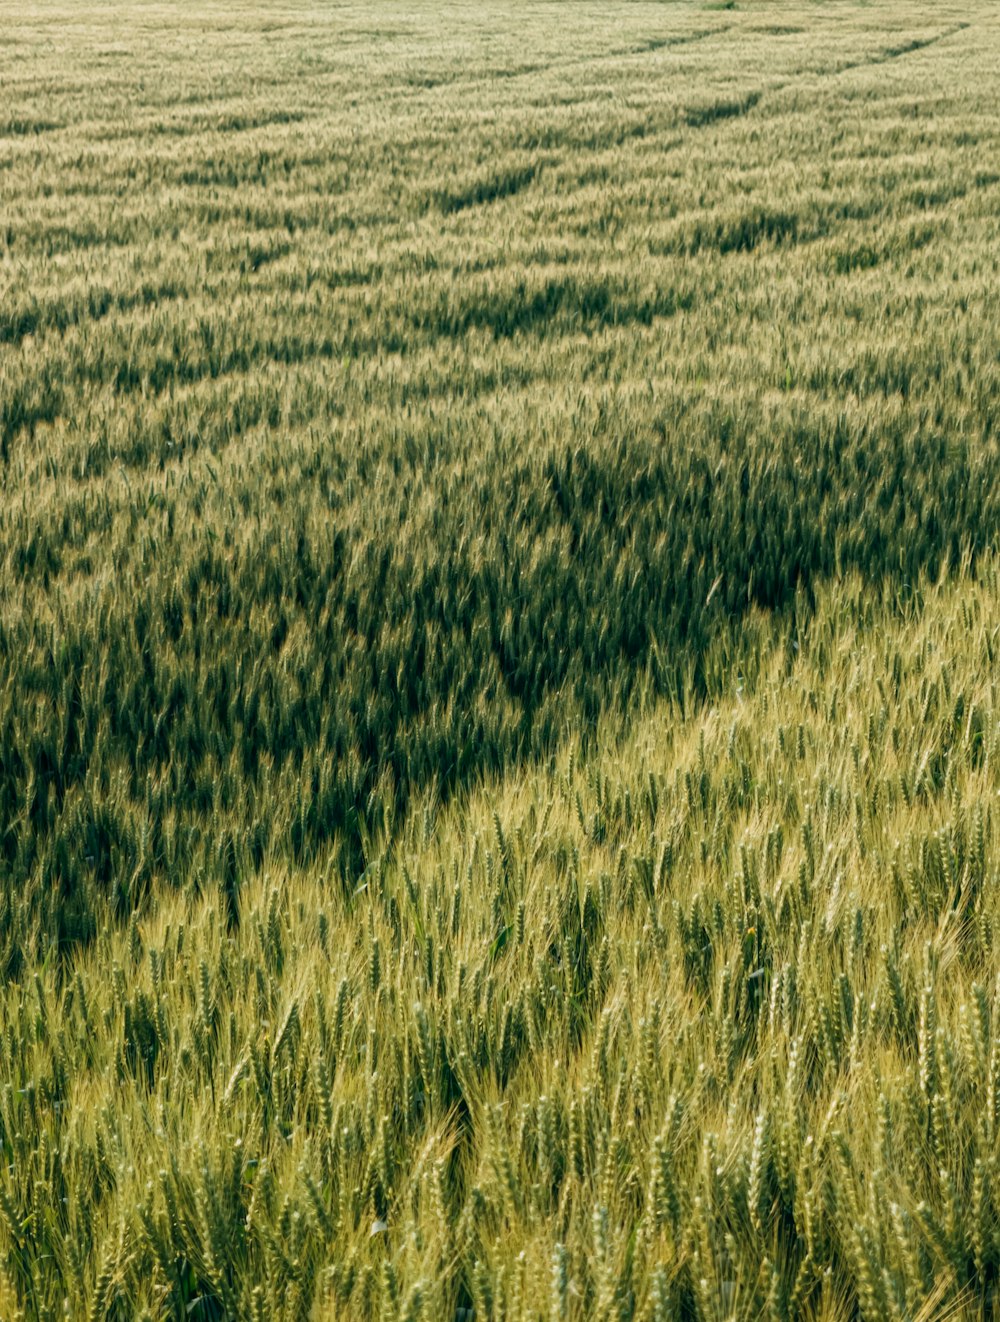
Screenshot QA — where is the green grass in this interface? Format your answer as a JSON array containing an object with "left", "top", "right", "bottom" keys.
[{"left": 2, "top": 0, "right": 1000, "bottom": 1317}]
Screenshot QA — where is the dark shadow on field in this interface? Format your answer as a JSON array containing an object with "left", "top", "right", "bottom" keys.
[
  {"left": 430, "top": 164, "right": 540, "bottom": 214},
  {"left": 2, "top": 397, "right": 999, "bottom": 972},
  {"left": 682, "top": 90, "right": 761, "bottom": 127},
  {"left": 416, "top": 276, "right": 694, "bottom": 339}
]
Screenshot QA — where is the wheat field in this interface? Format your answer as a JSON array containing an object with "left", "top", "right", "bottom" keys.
[{"left": 3, "top": 1, "right": 1000, "bottom": 1318}]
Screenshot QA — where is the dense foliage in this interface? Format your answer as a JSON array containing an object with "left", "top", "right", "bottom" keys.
[{"left": 2, "top": 0, "right": 1000, "bottom": 1317}]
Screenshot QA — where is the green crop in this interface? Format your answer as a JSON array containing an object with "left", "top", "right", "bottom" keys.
[{"left": 2, "top": 0, "right": 1000, "bottom": 1316}]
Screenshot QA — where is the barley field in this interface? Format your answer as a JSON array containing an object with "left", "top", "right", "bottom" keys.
[{"left": 3, "top": 0, "right": 1000, "bottom": 1317}]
